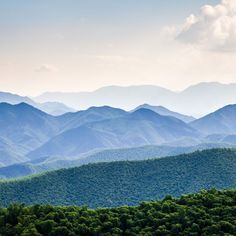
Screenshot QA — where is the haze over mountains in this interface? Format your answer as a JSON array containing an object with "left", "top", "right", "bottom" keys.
[
  {"left": 1, "top": 82, "right": 236, "bottom": 180},
  {"left": 35, "top": 82, "right": 236, "bottom": 117},
  {"left": 3, "top": 82, "right": 236, "bottom": 117},
  {"left": 0, "top": 99, "right": 236, "bottom": 177}
]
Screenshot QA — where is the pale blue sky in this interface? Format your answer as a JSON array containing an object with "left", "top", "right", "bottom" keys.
[
  {"left": 1, "top": 0, "right": 235, "bottom": 95},
  {"left": 0, "top": 1, "right": 219, "bottom": 40}
]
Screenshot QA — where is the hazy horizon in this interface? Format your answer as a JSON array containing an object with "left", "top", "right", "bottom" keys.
[
  {"left": 0, "top": 81, "right": 234, "bottom": 97},
  {"left": 2, "top": 0, "right": 236, "bottom": 96}
]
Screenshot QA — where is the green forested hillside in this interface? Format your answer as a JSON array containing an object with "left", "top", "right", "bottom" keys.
[
  {"left": 1, "top": 189, "right": 236, "bottom": 236},
  {"left": 1, "top": 149, "right": 236, "bottom": 208},
  {"left": 2, "top": 143, "right": 234, "bottom": 179}
]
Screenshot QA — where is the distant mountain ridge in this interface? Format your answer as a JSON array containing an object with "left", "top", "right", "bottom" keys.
[
  {"left": 3, "top": 82, "right": 236, "bottom": 117},
  {"left": 0, "top": 92, "right": 33, "bottom": 104},
  {"left": 34, "top": 82, "right": 236, "bottom": 117},
  {"left": 35, "top": 102, "right": 75, "bottom": 116},
  {"left": 0, "top": 91, "right": 74, "bottom": 115},
  {"left": 133, "top": 104, "right": 195, "bottom": 122},
  {"left": 35, "top": 84, "right": 175, "bottom": 112}
]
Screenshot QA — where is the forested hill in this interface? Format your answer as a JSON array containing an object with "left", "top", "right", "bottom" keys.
[
  {"left": 1, "top": 189, "right": 236, "bottom": 235},
  {"left": 1, "top": 149, "right": 236, "bottom": 208}
]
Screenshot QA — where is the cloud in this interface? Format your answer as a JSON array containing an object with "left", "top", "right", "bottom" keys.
[
  {"left": 34, "top": 64, "right": 57, "bottom": 73},
  {"left": 176, "top": 0, "right": 236, "bottom": 52}
]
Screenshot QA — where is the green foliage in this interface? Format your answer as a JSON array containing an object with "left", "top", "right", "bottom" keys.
[
  {"left": 1, "top": 149, "right": 236, "bottom": 207},
  {"left": 0, "top": 189, "right": 236, "bottom": 235}
]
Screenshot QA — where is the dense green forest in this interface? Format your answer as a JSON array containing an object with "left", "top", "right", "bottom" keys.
[
  {"left": 1, "top": 149, "right": 236, "bottom": 207},
  {"left": 1, "top": 189, "right": 236, "bottom": 235}
]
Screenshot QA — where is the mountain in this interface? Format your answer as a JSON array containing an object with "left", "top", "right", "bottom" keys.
[
  {"left": 0, "top": 91, "right": 75, "bottom": 115},
  {"left": 204, "top": 134, "right": 236, "bottom": 145},
  {"left": 34, "top": 82, "right": 236, "bottom": 117},
  {"left": 190, "top": 104, "right": 236, "bottom": 135},
  {"left": 34, "top": 85, "right": 176, "bottom": 111},
  {"left": 58, "top": 105, "right": 127, "bottom": 131},
  {"left": 0, "top": 103, "right": 60, "bottom": 153},
  {"left": 178, "top": 82, "right": 236, "bottom": 116},
  {"left": 36, "top": 102, "right": 75, "bottom": 116},
  {"left": 1, "top": 143, "right": 234, "bottom": 179},
  {"left": 0, "top": 92, "right": 33, "bottom": 104},
  {"left": 2, "top": 82, "right": 236, "bottom": 117},
  {"left": 0, "top": 137, "right": 29, "bottom": 167},
  {"left": 1, "top": 149, "right": 236, "bottom": 207},
  {"left": 0, "top": 103, "right": 128, "bottom": 148},
  {"left": 222, "top": 135, "right": 236, "bottom": 145},
  {"left": 133, "top": 104, "right": 195, "bottom": 122},
  {"left": 0, "top": 104, "right": 129, "bottom": 165},
  {"left": 27, "top": 109, "right": 199, "bottom": 159}
]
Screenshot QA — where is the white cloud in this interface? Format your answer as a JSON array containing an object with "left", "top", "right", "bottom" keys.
[
  {"left": 34, "top": 64, "right": 57, "bottom": 73},
  {"left": 176, "top": 0, "right": 236, "bottom": 52}
]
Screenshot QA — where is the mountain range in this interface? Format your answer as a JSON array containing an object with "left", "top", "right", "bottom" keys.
[
  {"left": 27, "top": 108, "right": 199, "bottom": 160},
  {"left": 34, "top": 82, "right": 236, "bottom": 117},
  {"left": 0, "top": 102, "right": 201, "bottom": 166},
  {"left": 1, "top": 100, "right": 236, "bottom": 172},
  {"left": 0, "top": 103, "right": 127, "bottom": 166},
  {"left": 3, "top": 82, "right": 236, "bottom": 117},
  {"left": 0, "top": 149, "right": 236, "bottom": 207}
]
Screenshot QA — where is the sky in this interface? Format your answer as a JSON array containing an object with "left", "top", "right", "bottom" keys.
[{"left": 1, "top": 0, "right": 236, "bottom": 96}]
